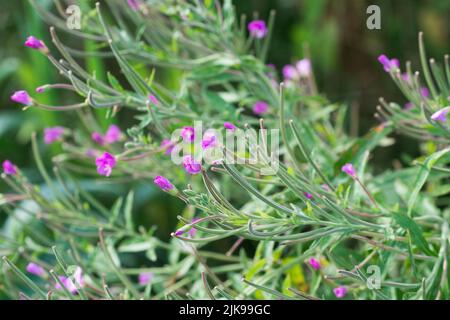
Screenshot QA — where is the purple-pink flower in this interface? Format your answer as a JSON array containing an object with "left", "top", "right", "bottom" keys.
[
  {"left": 95, "top": 152, "right": 116, "bottom": 177},
  {"left": 248, "top": 20, "right": 268, "bottom": 39},
  {"left": 341, "top": 163, "right": 356, "bottom": 177},
  {"left": 138, "top": 272, "right": 153, "bottom": 285},
  {"left": 24, "top": 36, "right": 45, "bottom": 50},
  {"left": 308, "top": 258, "right": 321, "bottom": 270},
  {"left": 202, "top": 131, "right": 217, "bottom": 149},
  {"left": 296, "top": 59, "right": 311, "bottom": 77},
  {"left": 183, "top": 155, "right": 201, "bottom": 175},
  {"left": 55, "top": 267, "right": 84, "bottom": 294},
  {"left": 378, "top": 54, "right": 399, "bottom": 72},
  {"left": 104, "top": 125, "right": 122, "bottom": 144},
  {"left": 282, "top": 65, "right": 299, "bottom": 80},
  {"left": 2, "top": 160, "right": 17, "bottom": 175},
  {"left": 91, "top": 125, "right": 122, "bottom": 145},
  {"left": 333, "top": 286, "right": 347, "bottom": 298},
  {"left": 224, "top": 122, "right": 236, "bottom": 131},
  {"left": 36, "top": 86, "right": 46, "bottom": 93},
  {"left": 283, "top": 59, "right": 311, "bottom": 80},
  {"left": 154, "top": 175, "right": 174, "bottom": 191},
  {"left": 401, "top": 73, "right": 411, "bottom": 83},
  {"left": 189, "top": 217, "right": 199, "bottom": 237},
  {"left": 174, "top": 229, "right": 184, "bottom": 236},
  {"left": 44, "top": 127, "right": 65, "bottom": 144},
  {"left": 11, "top": 90, "right": 32, "bottom": 106},
  {"left": 86, "top": 149, "right": 99, "bottom": 158},
  {"left": 404, "top": 102, "right": 414, "bottom": 110},
  {"left": 26, "top": 262, "right": 46, "bottom": 277},
  {"left": 181, "top": 126, "right": 195, "bottom": 142},
  {"left": 431, "top": 106, "right": 450, "bottom": 122},
  {"left": 127, "top": 0, "right": 140, "bottom": 10},
  {"left": 189, "top": 226, "right": 198, "bottom": 237},
  {"left": 420, "top": 87, "right": 430, "bottom": 98},
  {"left": 91, "top": 132, "right": 104, "bottom": 145},
  {"left": 253, "top": 101, "right": 269, "bottom": 115},
  {"left": 304, "top": 192, "right": 313, "bottom": 200},
  {"left": 160, "top": 139, "right": 175, "bottom": 155},
  {"left": 148, "top": 94, "right": 159, "bottom": 105},
  {"left": 174, "top": 218, "right": 199, "bottom": 237}
]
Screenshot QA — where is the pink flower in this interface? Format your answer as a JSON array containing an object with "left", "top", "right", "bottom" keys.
[
  {"left": 189, "top": 226, "right": 197, "bottom": 237},
  {"left": 26, "top": 262, "right": 46, "bottom": 277},
  {"left": 201, "top": 131, "right": 217, "bottom": 149},
  {"left": 103, "top": 125, "right": 122, "bottom": 144},
  {"left": 11, "top": 90, "right": 32, "bottom": 105},
  {"left": 248, "top": 20, "right": 268, "bottom": 39},
  {"left": 174, "top": 229, "right": 184, "bottom": 236},
  {"left": 333, "top": 286, "right": 347, "bottom": 298},
  {"left": 95, "top": 152, "right": 116, "bottom": 177},
  {"left": 282, "top": 65, "right": 299, "bottom": 80},
  {"left": 127, "top": 0, "right": 140, "bottom": 10},
  {"left": 304, "top": 192, "right": 313, "bottom": 200},
  {"left": 296, "top": 59, "right": 311, "bottom": 77},
  {"left": 2, "top": 160, "right": 17, "bottom": 175},
  {"left": 160, "top": 139, "right": 175, "bottom": 155},
  {"left": 308, "top": 258, "right": 321, "bottom": 270},
  {"left": 189, "top": 217, "right": 199, "bottom": 237},
  {"left": 138, "top": 272, "right": 153, "bottom": 285},
  {"left": 224, "top": 122, "right": 236, "bottom": 131},
  {"left": 44, "top": 127, "right": 65, "bottom": 144},
  {"left": 378, "top": 54, "right": 399, "bottom": 72},
  {"left": 86, "top": 149, "right": 99, "bottom": 158},
  {"left": 341, "top": 163, "right": 356, "bottom": 178},
  {"left": 431, "top": 106, "right": 450, "bottom": 122},
  {"left": 36, "top": 86, "right": 46, "bottom": 93},
  {"left": 55, "top": 267, "right": 84, "bottom": 294},
  {"left": 404, "top": 102, "right": 414, "bottom": 110},
  {"left": 174, "top": 218, "right": 199, "bottom": 237},
  {"left": 401, "top": 73, "right": 411, "bottom": 83},
  {"left": 91, "top": 132, "right": 104, "bottom": 145},
  {"left": 153, "top": 175, "right": 174, "bottom": 191},
  {"left": 183, "top": 155, "right": 201, "bottom": 175},
  {"left": 24, "top": 36, "right": 45, "bottom": 50},
  {"left": 421, "top": 87, "right": 430, "bottom": 98},
  {"left": 253, "top": 101, "right": 269, "bottom": 115},
  {"left": 91, "top": 125, "right": 122, "bottom": 145},
  {"left": 148, "top": 94, "right": 158, "bottom": 105},
  {"left": 181, "top": 126, "right": 195, "bottom": 142},
  {"left": 267, "top": 63, "right": 276, "bottom": 71}
]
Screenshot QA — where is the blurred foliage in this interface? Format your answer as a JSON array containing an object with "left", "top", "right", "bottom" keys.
[
  {"left": 236, "top": 0, "right": 449, "bottom": 167},
  {"left": 0, "top": 0, "right": 448, "bottom": 300},
  {"left": 2, "top": 0, "right": 448, "bottom": 177}
]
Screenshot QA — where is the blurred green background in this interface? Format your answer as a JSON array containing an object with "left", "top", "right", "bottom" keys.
[{"left": 0, "top": 0, "right": 449, "bottom": 236}]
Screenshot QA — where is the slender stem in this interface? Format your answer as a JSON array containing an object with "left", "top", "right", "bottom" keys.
[{"left": 354, "top": 177, "right": 381, "bottom": 211}]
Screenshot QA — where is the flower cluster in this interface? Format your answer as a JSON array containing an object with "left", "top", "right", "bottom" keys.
[
  {"left": 92, "top": 125, "right": 122, "bottom": 145},
  {"left": 282, "top": 59, "right": 311, "bottom": 81}
]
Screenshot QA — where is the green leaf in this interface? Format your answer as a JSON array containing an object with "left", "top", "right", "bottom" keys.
[
  {"left": 392, "top": 213, "right": 434, "bottom": 256},
  {"left": 118, "top": 240, "right": 154, "bottom": 252},
  {"left": 203, "top": 90, "right": 235, "bottom": 117},
  {"left": 107, "top": 72, "right": 125, "bottom": 92},
  {"left": 124, "top": 191, "right": 134, "bottom": 232},
  {"left": 407, "top": 148, "right": 450, "bottom": 216}
]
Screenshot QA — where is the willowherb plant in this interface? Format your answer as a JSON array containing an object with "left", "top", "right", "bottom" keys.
[{"left": 0, "top": 0, "right": 449, "bottom": 300}]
